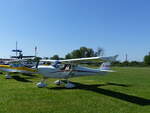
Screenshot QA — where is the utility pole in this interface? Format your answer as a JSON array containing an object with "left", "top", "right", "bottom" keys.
[
  {"left": 125, "top": 53, "right": 128, "bottom": 61},
  {"left": 35, "top": 46, "right": 37, "bottom": 57}
]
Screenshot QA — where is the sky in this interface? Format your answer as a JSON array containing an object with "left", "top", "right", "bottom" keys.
[{"left": 0, "top": 0, "right": 150, "bottom": 61}]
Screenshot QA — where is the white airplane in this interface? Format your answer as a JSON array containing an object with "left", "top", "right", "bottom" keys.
[{"left": 36, "top": 55, "right": 118, "bottom": 88}]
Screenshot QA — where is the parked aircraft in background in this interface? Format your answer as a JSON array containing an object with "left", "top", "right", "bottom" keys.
[{"left": 0, "top": 59, "right": 37, "bottom": 79}]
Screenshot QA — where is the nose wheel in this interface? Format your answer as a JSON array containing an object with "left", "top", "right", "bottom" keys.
[
  {"left": 37, "top": 82, "right": 47, "bottom": 88},
  {"left": 54, "top": 80, "right": 76, "bottom": 88},
  {"left": 5, "top": 73, "right": 12, "bottom": 79},
  {"left": 54, "top": 80, "right": 64, "bottom": 85},
  {"left": 37, "top": 78, "right": 47, "bottom": 88},
  {"left": 65, "top": 80, "right": 76, "bottom": 88}
]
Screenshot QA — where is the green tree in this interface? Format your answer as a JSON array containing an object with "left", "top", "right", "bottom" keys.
[
  {"left": 34, "top": 57, "right": 42, "bottom": 62},
  {"left": 79, "top": 47, "right": 94, "bottom": 57},
  {"left": 121, "top": 61, "right": 129, "bottom": 66},
  {"left": 65, "top": 53, "right": 72, "bottom": 59},
  {"left": 65, "top": 46, "right": 99, "bottom": 59},
  {"left": 71, "top": 50, "right": 82, "bottom": 58},
  {"left": 112, "top": 61, "right": 121, "bottom": 66},
  {"left": 50, "top": 55, "right": 60, "bottom": 60},
  {"left": 144, "top": 54, "right": 150, "bottom": 65},
  {"left": 95, "top": 47, "right": 104, "bottom": 56},
  {"left": 43, "top": 57, "right": 49, "bottom": 60}
]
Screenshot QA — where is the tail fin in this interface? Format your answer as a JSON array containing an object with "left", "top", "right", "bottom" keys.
[{"left": 100, "top": 62, "right": 115, "bottom": 72}]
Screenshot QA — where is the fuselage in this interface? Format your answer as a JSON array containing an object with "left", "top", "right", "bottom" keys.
[
  {"left": 0, "top": 65, "right": 37, "bottom": 74},
  {"left": 0, "top": 64, "right": 106, "bottom": 79},
  {"left": 37, "top": 65, "right": 106, "bottom": 79}
]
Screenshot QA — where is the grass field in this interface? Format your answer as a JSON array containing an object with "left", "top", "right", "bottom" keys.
[{"left": 0, "top": 67, "right": 150, "bottom": 113}]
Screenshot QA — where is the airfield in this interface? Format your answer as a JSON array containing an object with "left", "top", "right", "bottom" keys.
[{"left": 0, "top": 67, "right": 150, "bottom": 113}]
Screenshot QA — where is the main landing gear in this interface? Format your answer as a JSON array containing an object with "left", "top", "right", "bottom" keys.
[
  {"left": 65, "top": 80, "right": 76, "bottom": 88},
  {"left": 54, "top": 79, "right": 76, "bottom": 88},
  {"left": 37, "top": 79, "right": 76, "bottom": 88},
  {"left": 5, "top": 73, "right": 12, "bottom": 79},
  {"left": 54, "top": 80, "right": 65, "bottom": 85},
  {"left": 36, "top": 78, "right": 47, "bottom": 88}
]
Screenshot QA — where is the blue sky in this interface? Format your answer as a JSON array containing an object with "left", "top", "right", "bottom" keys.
[{"left": 0, "top": 0, "right": 150, "bottom": 61}]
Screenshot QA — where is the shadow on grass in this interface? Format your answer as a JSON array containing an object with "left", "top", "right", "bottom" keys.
[
  {"left": 12, "top": 76, "right": 32, "bottom": 83},
  {"left": 106, "top": 82, "right": 131, "bottom": 87},
  {"left": 22, "top": 73, "right": 37, "bottom": 77},
  {"left": 49, "top": 82, "right": 150, "bottom": 106}
]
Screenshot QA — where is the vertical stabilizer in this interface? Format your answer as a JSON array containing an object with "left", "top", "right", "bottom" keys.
[{"left": 100, "top": 62, "right": 114, "bottom": 72}]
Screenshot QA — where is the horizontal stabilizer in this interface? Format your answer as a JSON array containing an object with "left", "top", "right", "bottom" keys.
[{"left": 100, "top": 70, "right": 116, "bottom": 72}]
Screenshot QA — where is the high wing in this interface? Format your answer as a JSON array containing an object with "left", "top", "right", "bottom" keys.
[
  {"left": 0, "top": 58, "right": 37, "bottom": 74},
  {"left": 40, "top": 55, "right": 118, "bottom": 64},
  {"left": 6, "top": 58, "right": 34, "bottom": 64}
]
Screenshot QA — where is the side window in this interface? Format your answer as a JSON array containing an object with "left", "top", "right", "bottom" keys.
[{"left": 65, "top": 64, "right": 71, "bottom": 71}]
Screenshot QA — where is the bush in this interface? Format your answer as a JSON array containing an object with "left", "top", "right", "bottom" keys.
[{"left": 144, "top": 55, "right": 150, "bottom": 65}]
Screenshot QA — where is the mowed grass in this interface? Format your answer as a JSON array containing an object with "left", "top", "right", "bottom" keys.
[{"left": 0, "top": 67, "right": 150, "bottom": 113}]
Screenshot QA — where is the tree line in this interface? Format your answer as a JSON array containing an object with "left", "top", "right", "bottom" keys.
[
  {"left": 39, "top": 46, "right": 150, "bottom": 67},
  {"left": 50, "top": 47, "right": 104, "bottom": 60},
  {"left": 111, "top": 53, "right": 150, "bottom": 67}
]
